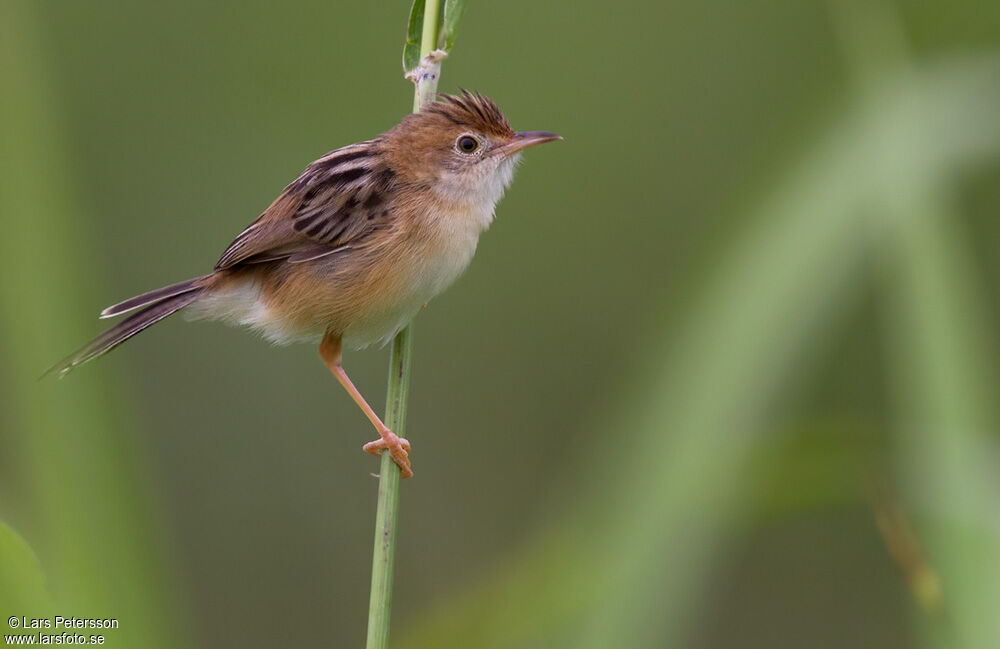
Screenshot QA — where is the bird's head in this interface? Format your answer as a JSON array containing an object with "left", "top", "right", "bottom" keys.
[{"left": 383, "top": 91, "right": 561, "bottom": 207}]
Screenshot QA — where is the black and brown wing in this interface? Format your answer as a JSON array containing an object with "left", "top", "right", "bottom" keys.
[
  {"left": 214, "top": 140, "right": 397, "bottom": 270},
  {"left": 50, "top": 140, "right": 400, "bottom": 376}
]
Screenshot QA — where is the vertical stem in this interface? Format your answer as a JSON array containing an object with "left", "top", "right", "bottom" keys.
[
  {"left": 418, "top": 0, "right": 442, "bottom": 61},
  {"left": 411, "top": 0, "right": 445, "bottom": 112},
  {"left": 364, "top": 329, "right": 413, "bottom": 649},
  {"left": 365, "top": 2, "right": 442, "bottom": 648}
]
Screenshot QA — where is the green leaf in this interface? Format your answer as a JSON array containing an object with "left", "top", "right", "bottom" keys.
[
  {"left": 438, "top": 0, "right": 468, "bottom": 52},
  {"left": 402, "top": 0, "right": 426, "bottom": 74},
  {"left": 0, "top": 521, "right": 53, "bottom": 615}
]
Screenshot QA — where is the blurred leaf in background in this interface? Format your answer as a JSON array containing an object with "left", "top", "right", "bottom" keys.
[
  {"left": 0, "top": 2, "right": 183, "bottom": 647},
  {"left": 403, "top": 4, "right": 1000, "bottom": 648},
  {"left": 0, "top": 522, "right": 53, "bottom": 615}
]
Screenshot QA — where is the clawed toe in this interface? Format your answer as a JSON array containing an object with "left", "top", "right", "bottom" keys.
[
  {"left": 363, "top": 435, "right": 410, "bottom": 454},
  {"left": 363, "top": 430, "right": 413, "bottom": 478}
]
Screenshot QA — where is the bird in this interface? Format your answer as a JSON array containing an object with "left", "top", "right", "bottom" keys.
[{"left": 50, "top": 90, "right": 561, "bottom": 478}]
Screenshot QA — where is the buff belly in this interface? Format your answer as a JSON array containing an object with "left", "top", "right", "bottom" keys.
[{"left": 186, "top": 228, "right": 480, "bottom": 349}]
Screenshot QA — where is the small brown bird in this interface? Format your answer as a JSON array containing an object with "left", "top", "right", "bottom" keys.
[{"left": 52, "top": 91, "right": 560, "bottom": 478}]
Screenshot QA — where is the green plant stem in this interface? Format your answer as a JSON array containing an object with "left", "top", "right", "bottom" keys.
[
  {"left": 364, "top": 2, "right": 442, "bottom": 648},
  {"left": 418, "top": 0, "right": 442, "bottom": 62},
  {"left": 365, "top": 328, "right": 413, "bottom": 649},
  {"left": 411, "top": 0, "right": 445, "bottom": 112}
]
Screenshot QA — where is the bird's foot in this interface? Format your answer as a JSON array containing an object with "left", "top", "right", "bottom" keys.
[{"left": 363, "top": 428, "right": 413, "bottom": 478}]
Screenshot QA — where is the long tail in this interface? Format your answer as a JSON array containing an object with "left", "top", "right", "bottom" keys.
[{"left": 47, "top": 276, "right": 209, "bottom": 377}]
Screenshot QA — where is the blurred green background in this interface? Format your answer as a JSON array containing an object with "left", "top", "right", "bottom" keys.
[{"left": 2, "top": 0, "right": 999, "bottom": 647}]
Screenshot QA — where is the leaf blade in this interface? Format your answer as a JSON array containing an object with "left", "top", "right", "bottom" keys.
[
  {"left": 439, "top": 0, "right": 468, "bottom": 52},
  {"left": 0, "top": 521, "right": 53, "bottom": 613},
  {"left": 402, "top": 0, "right": 427, "bottom": 74}
]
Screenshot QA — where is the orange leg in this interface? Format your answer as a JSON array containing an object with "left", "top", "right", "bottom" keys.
[{"left": 319, "top": 333, "right": 413, "bottom": 478}]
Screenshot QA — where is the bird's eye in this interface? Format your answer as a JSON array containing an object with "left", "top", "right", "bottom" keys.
[{"left": 456, "top": 135, "right": 480, "bottom": 154}]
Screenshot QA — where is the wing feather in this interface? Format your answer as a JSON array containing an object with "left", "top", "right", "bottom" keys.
[{"left": 214, "top": 140, "right": 396, "bottom": 270}]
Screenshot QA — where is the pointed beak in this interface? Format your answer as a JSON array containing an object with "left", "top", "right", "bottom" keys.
[{"left": 493, "top": 131, "right": 563, "bottom": 157}]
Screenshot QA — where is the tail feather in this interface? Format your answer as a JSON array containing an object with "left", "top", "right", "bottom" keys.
[
  {"left": 100, "top": 275, "right": 209, "bottom": 318},
  {"left": 48, "top": 287, "right": 203, "bottom": 378}
]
